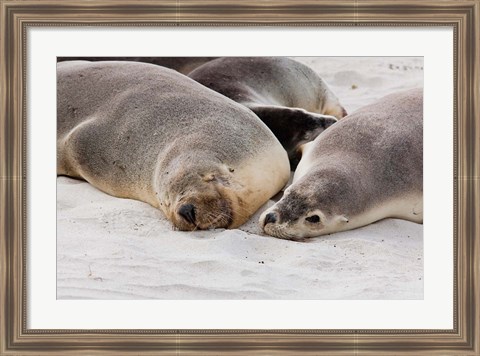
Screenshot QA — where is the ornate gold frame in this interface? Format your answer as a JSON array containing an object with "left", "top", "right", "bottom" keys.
[{"left": 1, "top": 0, "right": 479, "bottom": 354}]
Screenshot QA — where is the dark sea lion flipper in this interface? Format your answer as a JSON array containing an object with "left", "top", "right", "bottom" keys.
[{"left": 248, "top": 105, "right": 337, "bottom": 170}]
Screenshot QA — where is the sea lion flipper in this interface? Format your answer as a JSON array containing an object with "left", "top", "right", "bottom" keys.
[{"left": 248, "top": 104, "right": 337, "bottom": 170}]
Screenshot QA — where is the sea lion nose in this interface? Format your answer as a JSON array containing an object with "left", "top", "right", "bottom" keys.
[
  {"left": 178, "top": 204, "right": 196, "bottom": 225},
  {"left": 264, "top": 212, "right": 277, "bottom": 226}
]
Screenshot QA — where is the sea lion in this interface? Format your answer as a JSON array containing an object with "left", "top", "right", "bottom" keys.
[
  {"left": 57, "top": 61, "right": 290, "bottom": 231},
  {"left": 259, "top": 88, "right": 423, "bottom": 240},
  {"left": 188, "top": 57, "right": 348, "bottom": 169},
  {"left": 56, "top": 57, "right": 217, "bottom": 75}
]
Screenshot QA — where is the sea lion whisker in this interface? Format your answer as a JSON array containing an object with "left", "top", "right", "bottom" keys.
[{"left": 201, "top": 211, "right": 227, "bottom": 229}]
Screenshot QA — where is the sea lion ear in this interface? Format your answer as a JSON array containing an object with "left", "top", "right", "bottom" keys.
[
  {"left": 203, "top": 173, "right": 231, "bottom": 186},
  {"left": 340, "top": 215, "right": 349, "bottom": 223}
]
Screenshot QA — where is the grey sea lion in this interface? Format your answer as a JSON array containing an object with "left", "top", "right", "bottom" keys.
[
  {"left": 259, "top": 88, "right": 423, "bottom": 239},
  {"left": 188, "top": 57, "right": 347, "bottom": 169},
  {"left": 56, "top": 57, "right": 217, "bottom": 75},
  {"left": 57, "top": 61, "right": 290, "bottom": 230}
]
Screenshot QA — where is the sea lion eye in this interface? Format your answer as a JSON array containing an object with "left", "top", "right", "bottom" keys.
[
  {"left": 203, "top": 174, "right": 215, "bottom": 182},
  {"left": 305, "top": 215, "right": 320, "bottom": 223}
]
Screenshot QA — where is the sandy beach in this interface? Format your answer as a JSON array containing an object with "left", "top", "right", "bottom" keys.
[{"left": 57, "top": 56, "right": 424, "bottom": 300}]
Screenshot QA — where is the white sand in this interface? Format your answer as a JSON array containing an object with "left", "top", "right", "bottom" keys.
[{"left": 57, "top": 57, "right": 424, "bottom": 300}]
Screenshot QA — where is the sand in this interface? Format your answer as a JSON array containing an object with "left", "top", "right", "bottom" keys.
[{"left": 57, "top": 57, "right": 424, "bottom": 300}]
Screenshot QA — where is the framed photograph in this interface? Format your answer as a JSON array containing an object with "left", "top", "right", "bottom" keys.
[{"left": 1, "top": 0, "right": 479, "bottom": 354}]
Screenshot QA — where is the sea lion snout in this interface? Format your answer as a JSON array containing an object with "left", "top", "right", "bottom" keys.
[
  {"left": 178, "top": 204, "right": 196, "bottom": 225},
  {"left": 259, "top": 208, "right": 309, "bottom": 241},
  {"left": 263, "top": 212, "right": 278, "bottom": 226},
  {"left": 172, "top": 193, "right": 235, "bottom": 231}
]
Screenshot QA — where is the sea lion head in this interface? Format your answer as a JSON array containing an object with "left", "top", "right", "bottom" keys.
[
  {"left": 322, "top": 93, "right": 348, "bottom": 120},
  {"left": 157, "top": 158, "right": 245, "bottom": 231},
  {"left": 259, "top": 173, "right": 351, "bottom": 240}
]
